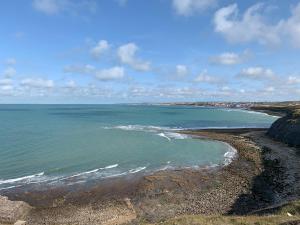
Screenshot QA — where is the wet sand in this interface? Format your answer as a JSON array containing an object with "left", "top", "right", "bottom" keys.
[{"left": 1, "top": 128, "right": 299, "bottom": 224}]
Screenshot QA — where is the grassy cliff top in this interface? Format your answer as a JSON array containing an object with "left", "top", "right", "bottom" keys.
[{"left": 144, "top": 201, "right": 300, "bottom": 225}]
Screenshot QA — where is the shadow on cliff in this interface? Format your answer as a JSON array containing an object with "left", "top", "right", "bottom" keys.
[{"left": 227, "top": 146, "right": 287, "bottom": 215}]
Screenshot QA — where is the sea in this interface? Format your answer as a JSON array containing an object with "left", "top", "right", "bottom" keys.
[{"left": 0, "top": 104, "right": 278, "bottom": 191}]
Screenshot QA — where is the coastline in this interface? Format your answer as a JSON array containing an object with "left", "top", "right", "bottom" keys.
[
  {"left": 3, "top": 126, "right": 300, "bottom": 224},
  {"left": 1, "top": 106, "right": 299, "bottom": 224}
]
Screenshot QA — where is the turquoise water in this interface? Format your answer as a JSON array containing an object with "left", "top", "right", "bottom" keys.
[{"left": 0, "top": 104, "right": 277, "bottom": 190}]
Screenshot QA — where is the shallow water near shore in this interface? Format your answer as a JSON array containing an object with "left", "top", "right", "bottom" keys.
[{"left": 0, "top": 104, "right": 277, "bottom": 191}]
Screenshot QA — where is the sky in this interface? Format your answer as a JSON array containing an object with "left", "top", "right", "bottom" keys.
[{"left": 1, "top": 0, "right": 300, "bottom": 103}]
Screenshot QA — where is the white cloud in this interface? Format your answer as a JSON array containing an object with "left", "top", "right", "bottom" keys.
[
  {"left": 95, "top": 67, "right": 125, "bottom": 81},
  {"left": 214, "top": 3, "right": 280, "bottom": 45},
  {"left": 4, "top": 58, "right": 16, "bottom": 66},
  {"left": 90, "top": 40, "right": 110, "bottom": 59},
  {"left": 32, "top": 0, "right": 97, "bottom": 15},
  {"left": 210, "top": 51, "right": 249, "bottom": 65},
  {"left": 21, "top": 78, "right": 54, "bottom": 88},
  {"left": 214, "top": 3, "right": 300, "bottom": 47},
  {"left": 0, "top": 85, "right": 13, "bottom": 92},
  {"left": 221, "top": 86, "right": 231, "bottom": 91},
  {"left": 238, "top": 67, "right": 276, "bottom": 80},
  {"left": 64, "top": 64, "right": 125, "bottom": 81},
  {"left": 32, "top": 0, "right": 60, "bottom": 14},
  {"left": 172, "top": 0, "right": 217, "bottom": 16},
  {"left": 195, "top": 70, "right": 221, "bottom": 83},
  {"left": 280, "top": 3, "right": 300, "bottom": 48},
  {"left": 287, "top": 76, "right": 300, "bottom": 84},
  {"left": 3, "top": 67, "right": 16, "bottom": 78},
  {"left": 65, "top": 80, "right": 77, "bottom": 89},
  {"left": 64, "top": 64, "right": 95, "bottom": 74},
  {"left": 0, "top": 79, "right": 13, "bottom": 86},
  {"left": 176, "top": 65, "right": 188, "bottom": 77},
  {"left": 264, "top": 86, "right": 275, "bottom": 92},
  {"left": 116, "top": 0, "right": 127, "bottom": 6},
  {"left": 117, "top": 43, "right": 150, "bottom": 71}
]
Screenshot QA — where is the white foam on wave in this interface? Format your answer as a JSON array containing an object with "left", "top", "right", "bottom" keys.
[
  {"left": 129, "top": 166, "right": 147, "bottom": 174},
  {"left": 104, "top": 164, "right": 118, "bottom": 169},
  {"left": 157, "top": 133, "right": 171, "bottom": 141},
  {"left": 108, "top": 125, "right": 175, "bottom": 132},
  {"left": 0, "top": 172, "right": 44, "bottom": 185},
  {"left": 105, "top": 124, "right": 189, "bottom": 142},
  {"left": 222, "top": 143, "right": 238, "bottom": 166},
  {"left": 60, "top": 164, "right": 119, "bottom": 180},
  {"left": 221, "top": 108, "right": 280, "bottom": 118},
  {"left": 0, "top": 184, "right": 23, "bottom": 191},
  {"left": 157, "top": 132, "right": 189, "bottom": 141}
]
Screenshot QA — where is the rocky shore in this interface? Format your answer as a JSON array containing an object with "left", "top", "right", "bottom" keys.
[
  {"left": 1, "top": 104, "right": 300, "bottom": 224},
  {"left": 1, "top": 126, "right": 299, "bottom": 224}
]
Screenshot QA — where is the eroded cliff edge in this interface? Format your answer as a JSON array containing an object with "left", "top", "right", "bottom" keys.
[{"left": 267, "top": 107, "right": 300, "bottom": 148}]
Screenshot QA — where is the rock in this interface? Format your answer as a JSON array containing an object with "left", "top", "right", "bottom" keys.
[
  {"left": 14, "top": 220, "right": 27, "bottom": 225},
  {"left": 124, "top": 198, "right": 135, "bottom": 211},
  {"left": 0, "top": 196, "right": 31, "bottom": 224}
]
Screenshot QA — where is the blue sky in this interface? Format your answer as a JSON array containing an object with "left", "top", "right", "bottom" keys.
[{"left": 1, "top": 0, "right": 300, "bottom": 103}]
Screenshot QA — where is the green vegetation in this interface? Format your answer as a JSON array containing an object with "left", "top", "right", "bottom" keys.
[{"left": 143, "top": 201, "right": 300, "bottom": 225}]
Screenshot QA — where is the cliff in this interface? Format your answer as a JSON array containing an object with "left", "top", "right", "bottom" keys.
[{"left": 267, "top": 108, "right": 300, "bottom": 148}]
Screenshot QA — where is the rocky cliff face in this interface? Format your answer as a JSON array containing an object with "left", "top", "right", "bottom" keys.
[
  {"left": 267, "top": 110, "right": 300, "bottom": 148},
  {"left": 0, "top": 195, "right": 31, "bottom": 224}
]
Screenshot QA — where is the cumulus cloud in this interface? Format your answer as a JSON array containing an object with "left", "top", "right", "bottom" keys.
[
  {"left": 238, "top": 67, "right": 276, "bottom": 80},
  {"left": 175, "top": 65, "right": 188, "bottom": 77},
  {"left": 64, "top": 64, "right": 95, "bottom": 74},
  {"left": 117, "top": 43, "right": 150, "bottom": 71},
  {"left": 32, "top": 0, "right": 97, "bottom": 15},
  {"left": 280, "top": 3, "right": 300, "bottom": 48},
  {"left": 90, "top": 40, "right": 110, "bottom": 59},
  {"left": 65, "top": 80, "right": 77, "bottom": 89},
  {"left": 195, "top": 70, "right": 221, "bottom": 83},
  {"left": 64, "top": 64, "right": 125, "bottom": 81},
  {"left": 95, "top": 67, "right": 125, "bottom": 81},
  {"left": 21, "top": 78, "right": 54, "bottom": 88},
  {"left": 264, "top": 86, "right": 275, "bottom": 92},
  {"left": 213, "top": 2, "right": 300, "bottom": 47},
  {"left": 32, "top": 0, "right": 60, "bottom": 14},
  {"left": 210, "top": 51, "right": 250, "bottom": 65},
  {"left": 4, "top": 58, "right": 16, "bottom": 66},
  {"left": 172, "top": 0, "right": 217, "bottom": 16},
  {"left": 287, "top": 76, "right": 300, "bottom": 84},
  {"left": 3, "top": 67, "right": 16, "bottom": 78},
  {"left": 0, "top": 85, "right": 13, "bottom": 91},
  {"left": 0, "top": 79, "right": 13, "bottom": 86}
]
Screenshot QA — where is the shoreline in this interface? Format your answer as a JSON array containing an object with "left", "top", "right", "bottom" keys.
[
  {"left": 1, "top": 102, "right": 299, "bottom": 224},
  {"left": 4, "top": 127, "right": 299, "bottom": 224}
]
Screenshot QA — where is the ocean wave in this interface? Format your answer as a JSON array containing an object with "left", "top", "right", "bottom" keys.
[
  {"left": 60, "top": 164, "right": 119, "bottom": 180},
  {"left": 129, "top": 166, "right": 147, "bottom": 174},
  {"left": 104, "top": 125, "right": 189, "bottom": 142},
  {"left": 157, "top": 133, "right": 171, "bottom": 141},
  {"left": 106, "top": 125, "right": 176, "bottom": 132},
  {"left": 0, "top": 172, "right": 44, "bottom": 185},
  {"left": 220, "top": 108, "right": 280, "bottom": 118},
  {"left": 104, "top": 164, "right": 118, "bottom": 169},
  {"left": 222, "top": 143, "right": 237, "bottom": 166},
  {"left": 157, "top": 132, "right": 189, "bottom": 141}
]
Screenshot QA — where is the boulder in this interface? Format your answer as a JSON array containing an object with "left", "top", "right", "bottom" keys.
[{"left": 0, "top": 196, "right": 31, "bottom": 224}]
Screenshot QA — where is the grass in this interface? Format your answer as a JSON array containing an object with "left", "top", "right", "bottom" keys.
[
  {"left": 143, "top": 201, "right": 300, "bottom": 225},
  {"left": 146, "top": 215, "right": 299, "bottom": 225}
]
